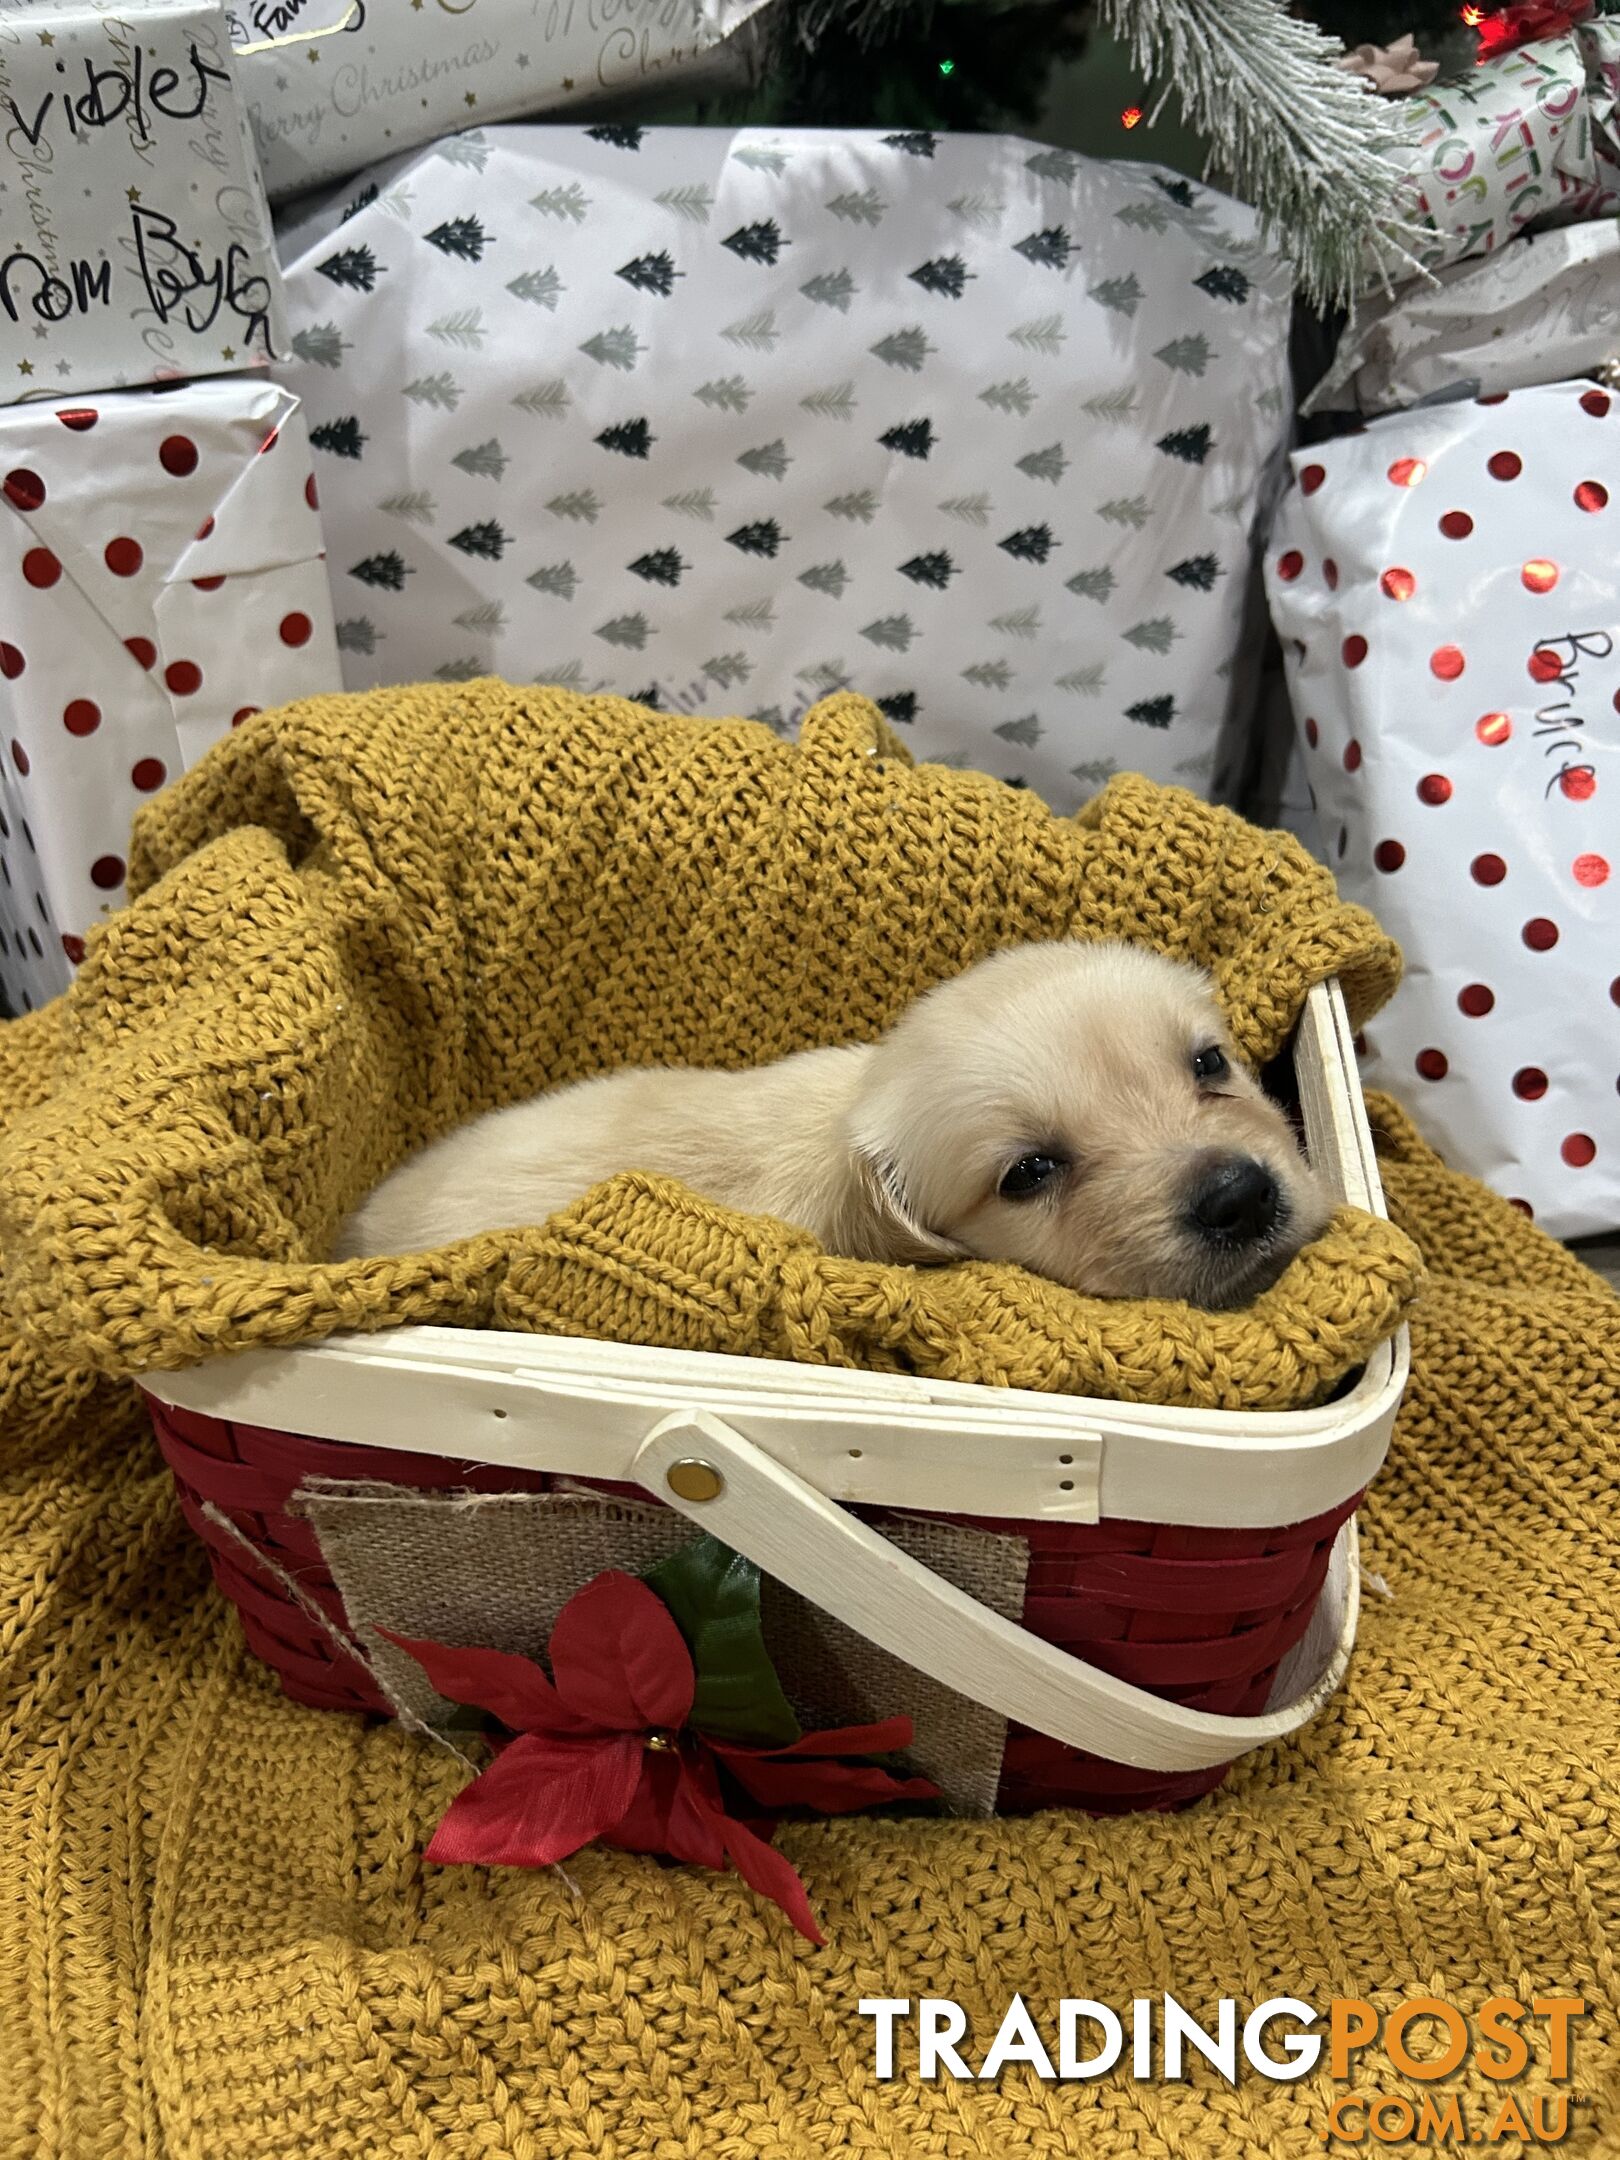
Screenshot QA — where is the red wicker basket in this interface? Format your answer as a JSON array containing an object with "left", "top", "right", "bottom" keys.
[
  {"left": 146, "top": 1397, "right": 1361, "bottom": 1814},
  {"left": 142, "top": 983, "right": 1405, "bottom": 1815}
]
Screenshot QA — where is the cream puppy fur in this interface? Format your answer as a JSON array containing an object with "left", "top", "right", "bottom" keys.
[{"left": 335, "top": 940, "right": 1331, "bottom": 1308}]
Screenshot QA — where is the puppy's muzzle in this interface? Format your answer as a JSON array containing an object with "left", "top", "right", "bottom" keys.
[{"left": 1186, "top": 1154, "right": 1281, "bottom": 1248}]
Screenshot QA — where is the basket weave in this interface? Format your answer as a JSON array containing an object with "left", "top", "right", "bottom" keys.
[{"left": 147, "top": 1393, "right": 1357, "bottom": 1814}]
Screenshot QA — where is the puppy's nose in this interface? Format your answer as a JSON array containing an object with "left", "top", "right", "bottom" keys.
[{"left": 1188, "top": 1156, "right": 1279, "bottom": 1245}]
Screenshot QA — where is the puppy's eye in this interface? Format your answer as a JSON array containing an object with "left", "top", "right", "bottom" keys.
[
  {"left": 1192, "top": 1045, "right": 1229, "bottom": 1083},
  {"left": 998, "top": 1152, "right": 1068, "bottom": 1200}
]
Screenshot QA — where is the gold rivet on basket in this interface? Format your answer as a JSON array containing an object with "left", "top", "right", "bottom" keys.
[{"left": 666, "top": 1458, "right": 724, "bottom": 1503}]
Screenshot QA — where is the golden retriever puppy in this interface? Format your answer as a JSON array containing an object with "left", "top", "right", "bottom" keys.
[{"left": 334, "top": 940, "right": 1331, "bottom": 1308}]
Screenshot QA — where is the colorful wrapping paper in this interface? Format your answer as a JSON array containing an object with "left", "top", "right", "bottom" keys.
[
  {"left": 1364, "top": 26, "right": 1620, "bottom": 292},
  {"left": 232, "top": 0, "right": 771, "bottom": 201},
  {"left": 1266, "top": 380, "right": 1617, "bottom": 1237},
  {"left": 277, "top": 125, "right": 1296, "bottom": 812},
  {"left": 0, "top": 377, "right": 339, "bottom": 1015},
  {"left": 0, "top": 0, "right": 284, "bottom": 402}
]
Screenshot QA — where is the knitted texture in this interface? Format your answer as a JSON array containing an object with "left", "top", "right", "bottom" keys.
[
  {"left": 1, "top": 1081, "right": 1616, "bottom": 2157},
  {"left": 0, "top": 682, "right": 1417, "bottom": 1409}
]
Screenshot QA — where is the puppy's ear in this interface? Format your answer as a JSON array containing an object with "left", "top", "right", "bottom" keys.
[{"left": 849, "top": 1145, "right": 967, "bottom": 1267}]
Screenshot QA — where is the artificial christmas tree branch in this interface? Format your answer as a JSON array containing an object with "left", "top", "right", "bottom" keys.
[
  {"left": 1092, "top": 0, "right": 1422, "bottom": 302},
  {"left": 695, "top": 0, "right": 1427, "bottom": 303}
]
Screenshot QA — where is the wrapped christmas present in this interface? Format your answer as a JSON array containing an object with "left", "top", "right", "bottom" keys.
[
  {"left": 1266, "top": 379, "right": 1617, "bottom": 1237},
  {"left": 1362, "top": 24, "right": 1620, "bottom": 292},
  {"left": 0, "top": 378, "right": 338, "bottom": 1016},
  {"left": 278, "top": 126, "right": 1294, "bottom": 811},
  {"left": 0, "top": 0, "right": 284, "bottom": 402},
  {"left": 232, "top": 0, "right": 771, "bottom": 201},
  {"left": 1318, "top": 221, "right": 1620, "bottom": 414}
]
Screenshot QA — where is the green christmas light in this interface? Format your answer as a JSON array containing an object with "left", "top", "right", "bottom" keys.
[{"left": 938, "top": 57, "right": 955, "bottom": 75}]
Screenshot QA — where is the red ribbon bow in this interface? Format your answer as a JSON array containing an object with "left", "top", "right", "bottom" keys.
[
  {"left": 1474, "top": 0, "right": 1592, "bottom": 61},
  {"left": 385, "top": 1571, "right": 935, "bottom": 1943}
]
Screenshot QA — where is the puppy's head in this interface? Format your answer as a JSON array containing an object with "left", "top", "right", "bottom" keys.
[{"left": 846, "top": 940, "right": 1331, "bottom": 1308}]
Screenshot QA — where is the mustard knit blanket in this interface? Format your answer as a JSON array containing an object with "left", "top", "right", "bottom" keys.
[
  {"left": 0, "top": 683, "right": 1416, "bottom": 1406},
  {"left": 2, "top": 686, "right": 1615, "bottom": 2156}
]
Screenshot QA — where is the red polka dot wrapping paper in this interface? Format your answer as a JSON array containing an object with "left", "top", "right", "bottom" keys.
[
  {"left": 1267, "top": 380, "right": 1617, "bottom": 1240},
  {"left": 0, "top": 378, "right": 339, "bottom": 1018}
]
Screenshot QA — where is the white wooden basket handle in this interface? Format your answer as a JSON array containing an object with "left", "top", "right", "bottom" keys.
[{"left": 634, "top": 1410, "right": 1360, "bottom": 1775}]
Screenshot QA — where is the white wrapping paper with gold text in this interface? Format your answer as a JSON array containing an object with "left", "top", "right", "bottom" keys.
[
  {"left": 278, "top": 126, "right": 1295, "bottom": 810},
  {"left": 1363, "top": 26, "right": 1620, "bottom": 291},
  {"left": 0, "top": 0, "right": 283, "bottom": 402},
  {"left": 1266, "top": 381, "right": 1617, "bottom": 1237},
  {"left": 0, "top": 377, "right": 339, "bottom": 1016},
  {"left": 232, "top": 0, "right": 771, "bottom": 201},
  {"left": 1318, "top": 222, "right": 1620, "bottom": 416}
]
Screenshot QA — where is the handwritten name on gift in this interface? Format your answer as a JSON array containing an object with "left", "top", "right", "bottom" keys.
[
  {"left": 0, "top": 5, "right": 281, "bottom": 398},
  {"left": 1, "top": 201, "right": 273, "bottom": 351},
  {"left": 226, "top": 0, "right": 365, "bottom": 47},
  {"left": 2, "top": 35, "right": 230, "bottom": 154},
  {"left": 1527, "top": 627, "right": 1607, "bottom": 799}
]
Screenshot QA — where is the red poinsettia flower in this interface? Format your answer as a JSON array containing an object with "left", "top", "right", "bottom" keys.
[
  {"left": 383, "top": 1572, "right": 935, "bottom": 1943},
  {"left": 1473, "top": 0, "right": 1591, "bottom": 62}
]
